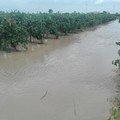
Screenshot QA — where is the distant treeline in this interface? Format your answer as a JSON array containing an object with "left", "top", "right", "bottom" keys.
[{"left": 0, "top": 10, "right": 116, "bottom": 51}]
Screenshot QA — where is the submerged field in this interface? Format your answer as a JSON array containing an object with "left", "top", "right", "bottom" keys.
[{"left": 0, "top": 20, "right": 120, "bottom": 120}]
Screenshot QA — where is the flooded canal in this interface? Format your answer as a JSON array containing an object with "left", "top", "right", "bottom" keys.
[{"left": 0, "top": 20, "right": 120, "bottom": 120}]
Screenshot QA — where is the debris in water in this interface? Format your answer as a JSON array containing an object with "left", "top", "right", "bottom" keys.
[{"left": 40, "top": 90, "right": 48, "bottom": 100}]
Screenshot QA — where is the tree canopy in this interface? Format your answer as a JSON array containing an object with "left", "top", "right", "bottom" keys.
[{"left": 0, "top": 11, "right": 116, "bottom": 51}]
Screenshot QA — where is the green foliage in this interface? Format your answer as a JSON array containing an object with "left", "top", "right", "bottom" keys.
[
  {"left": 48, "top": 9, "right": 53, "bottom": 14},
  {"left": 0, "top": 11, "right": 29, "bottom": 50},
  {"left": 108, "top": 98, "right": 120, "bottom": 120},
  {"left": 110, "top": 108, "right": 120, "bottom": 120},
  {"left": 0, "top": 11, "right": 116, "bottom": 51},
  {"left": 112, "top": 42, "right": 120, "bottom": 68},
  {"left": 112, "top": 59, "right": 120, "bottom": 68}
]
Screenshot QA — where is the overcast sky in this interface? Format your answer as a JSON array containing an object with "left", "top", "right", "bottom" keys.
[{"left": 0, "top": 0, "right": 120, "bottom": 13}]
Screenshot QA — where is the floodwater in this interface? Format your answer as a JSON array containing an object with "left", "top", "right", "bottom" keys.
[{"left": 0, "top": 20, "right": 120, "bottom": 120}]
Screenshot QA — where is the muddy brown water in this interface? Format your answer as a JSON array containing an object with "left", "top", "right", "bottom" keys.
[{"left": 0, "top": 20, "right": 120, "bottom": 120}]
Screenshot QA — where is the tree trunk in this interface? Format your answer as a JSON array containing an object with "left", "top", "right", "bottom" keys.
[{"left": 30, "top": 33, "right": 32, "bottom": 42}]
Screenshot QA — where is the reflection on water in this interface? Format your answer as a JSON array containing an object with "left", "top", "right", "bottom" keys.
[{"left": 0, "top": 20, "right": 120, "bottom": 120}]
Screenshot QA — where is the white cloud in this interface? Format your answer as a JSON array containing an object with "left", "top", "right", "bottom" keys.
[
  {"left": 95, "top": 0, "right": 120, "bottom": 4},
  {"left": 95, "top": 0, "right": 104, "bottom": 4}
]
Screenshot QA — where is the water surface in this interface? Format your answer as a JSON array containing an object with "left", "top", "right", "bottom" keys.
[{"left": 0, "top": 20, "right": 120, "bottom": 120}]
